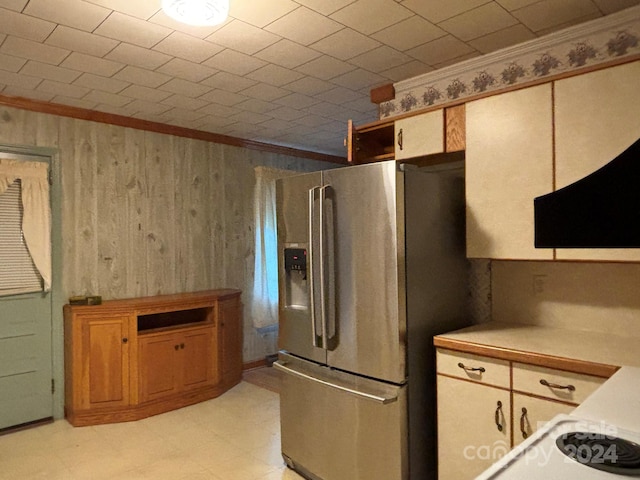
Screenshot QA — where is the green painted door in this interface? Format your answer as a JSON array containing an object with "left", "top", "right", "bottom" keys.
[{"left": 0, "top": 152, "right": 53, "bottom": 430}]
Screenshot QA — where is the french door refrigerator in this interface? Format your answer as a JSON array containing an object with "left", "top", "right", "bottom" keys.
[{"left": 274, "top": 160, "right": 469, "bottom": 480}]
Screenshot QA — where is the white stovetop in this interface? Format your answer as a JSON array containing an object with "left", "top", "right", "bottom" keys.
[{"left": 476, "top": 366, "right": 640, "bottom": 479}]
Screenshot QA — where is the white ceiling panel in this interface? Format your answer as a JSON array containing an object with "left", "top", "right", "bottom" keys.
[{"left": 0, "top": 0, "right": 636, "bottom": 157}]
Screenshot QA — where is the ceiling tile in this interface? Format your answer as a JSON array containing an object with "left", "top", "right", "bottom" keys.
[
  {"left": 592, "top": 0, "right": 640, "bottom": 13},
  {"left": 205, "top": 20, "right": 280, "bottom": 55},
  {"left": 295, "top": 55, "right": 356, "bottom": 80},
  {"left": 46, "top": 26, "right": 119, "bottom": 57},
  {"left": 275, "top": 92, "right": 321, "bottom": 109},
  {"left": 160, "top": 107, "right": 207, "bottom": 123},
  {"left": 293, "top": 0, "right": 356, "bottom": 15},
  {"left": 372, "top": 15, "right": 445, "bottom": 51},
  {"left": 496, "top": 0, "right": 543, "bottom": 10},
  {"left": 50, "top": 95, "right": 98, "bottom": 110},
  {"left": 113, "top": 66, "right": 172, "bottom": 88},
  {"left": 229, "top": 110, "right": 272, "bottom": 124},
  {"left": 0, "top": 0, "right": 28, "bottom": 12},
  {"left": 36, "top": 79, "right": 90, "bottom": 98},
  {"left": 25, "top": 0, "right": 109, "bottom": 32},
  {"left": 0, "top": 69, "right": 41, "bottom": 89},
  {"left": 73, "top": 73, "right": 130, "bottom": 93},
  {"left": 83, "top": 90, "right": 132, "bottom": 106},
  {"left": 94, "top": 12, "right": 172, "bottom": 48},
  {"left": 265, "top": 6, "right": 343, "bottom": 45},
  {"left": 246, "top": 64, "right": 304, "bottom": 86},
  {"left": 2, "top": 85, "right": 54, "bottom": 102},
  {"left": 511, "top": 0, "right": 600, "bottom": 33},
  {"left": 162, "top": 94, "right": 210, "bottom": 111},
  {"left": 255, "top": 39, "right": 322, "bottom": 69},
  {"left": 230, "top": 0, "right": 299, "bottom": 28},
  {"left": 156, "top": 58, "right": 218, "bottom": 83},
  {"left": 0, "top": 6, "right": 55, "bottom": 42},
  {"left": 314, "top": 86, "right": 361, "bottom": 105},
  {"left": 153, "top": 31, "right": 223, "bottom": 63},
  {"left": 407, "top": 34, "right": 476, "bottom": 66},
  {"left": 196, "top": 114, "right": 238, "bottom": 130},
  {"left": 200, "top": 89, "right": 248, "bottom": 106},
  {"left": 296, "top": 114, "right": 334, "bottom": 127},
  {"left": 349, "top": 45, "right": 414, "bottom": 73},
  {"left": 105, "top": 43, "right": 171, "bottom": 70},
  {"left": 330, "top": 68, "right": 387, "bottom": 90},
  {"left": 203, "top": 49, "right": 267, "bottom": 75},
  {"left": 201, "top": 71, "right": 258, "bottom": 93},
  {"left": 268, "top": 105, "right": 307, "bottom": 121},
  {"left": 310, "top": 28, "right": 380, "bottom": 61},
  {"left": 121, "top": 84, "right": 172, "bottom": 102},
  {"left": 433, "top": 50, "right": 480, "bottom": 69},
  {"left": 0, "top": 36, "right": 70, "bottom": 65},
  {"left": 239, "top": 82, "right": 290, "bottom": 101},
  {"left": 284, "top": 76, "right": 334, "bottom": 95},
  {"left": 329, "top": 0, "right": 413, "bottom": 35},
  {"left": 402, "top": 0, "right": 489, "bottom": 23},
  {"left": 159, "top": 78, "right": 211, "bottom": 98},
  {"left": 197, "top": 102, "right": 241, "bottom": 117},
  {"left": 535, "top": 11, "right": 601, "bottom": 36},
  {"left": 84, "top": 0, "right": 161, "bottom": 20},
  {"left": 20, "top": 60, "right": 81, "bottom": 83},
  {"left": 93, "top": 103, "right": 138, "bottom": 116},
  {"left": 469, "top": 24, "right": 536, "bottom": 54},
  {"left": 61, "top": 52, "right": 124, "bottom": 76},
  {"left": 342, "top": 96, "right": 379, "bottom": 114},
  {"left": 148, "top": 10, "right": 225, "bottom": 38},
  {"left": 0, "top": 52, "right": 26, "bottom": 72},
  {"left": 236, "top": 98, "right": 280, "bottom": 114},
  {"left": 439, "top": 3, "right": 519, "bottom": 41},
  {"left": 381, "top": 60, "right": 433, "bottom": 81},
  {"left": 127, "top": 99, "right": 172, "bottom": 115}
]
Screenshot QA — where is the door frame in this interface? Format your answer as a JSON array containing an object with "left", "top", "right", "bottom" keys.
[{"left": 0, "top": 143, "right": 63, "bottom": 420}]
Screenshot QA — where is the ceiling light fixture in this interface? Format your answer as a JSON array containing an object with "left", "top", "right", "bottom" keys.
[{"left": 161, "top": 0, "right": 229, "bottom": 26}]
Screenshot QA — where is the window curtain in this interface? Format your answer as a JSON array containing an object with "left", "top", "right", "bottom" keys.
[
  {"left": 252, "top": 166, "right": 297, "bottom": 331},
  {"left": 0, "top": 159, "right": 51, "bottom": 291}
]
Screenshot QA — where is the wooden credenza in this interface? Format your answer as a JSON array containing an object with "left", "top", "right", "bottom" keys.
[{"left": 63, "top": 289, "right": 242, "bottom": 426}]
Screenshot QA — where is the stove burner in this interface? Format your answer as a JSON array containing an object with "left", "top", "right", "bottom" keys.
[{"left": 556, "top": 431, "right": 640, "bottom": 476}]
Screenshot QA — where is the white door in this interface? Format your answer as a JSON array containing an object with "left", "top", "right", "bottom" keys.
[{"left": 0, "top": 152, "right": 53, "bottom": 431}]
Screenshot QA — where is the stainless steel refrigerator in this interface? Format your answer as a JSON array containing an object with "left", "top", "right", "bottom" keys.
[{"left": 274, "top": 160, "right": 469, "bottom": 480}]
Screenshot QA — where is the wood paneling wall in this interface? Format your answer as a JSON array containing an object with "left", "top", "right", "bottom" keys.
[{"left": 0, "top": 105, "right": 331, "bottom": 369}]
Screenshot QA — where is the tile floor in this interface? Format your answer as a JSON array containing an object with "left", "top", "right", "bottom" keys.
[{"left": 0, "top": 382, "right": 304, "bottom": 480}]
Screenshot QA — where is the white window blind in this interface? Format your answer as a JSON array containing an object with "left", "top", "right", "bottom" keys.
[{"left": 0, "top": 180, "right": 43, "bottom": 296}]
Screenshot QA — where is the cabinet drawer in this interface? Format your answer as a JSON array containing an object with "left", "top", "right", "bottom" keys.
[
  {"left": 437, "top": 349, "right": 510, "bottom": 389},
  {"left": 512, "top": 363, "right": 605, "bottom": 404}
]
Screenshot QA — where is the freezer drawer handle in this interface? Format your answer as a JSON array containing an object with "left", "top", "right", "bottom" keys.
[
  {"left": 273, "top": 361, "right": 398, "bottom": 405},
  {"left": 539, "top": 379, "right": 575, "bottom": 391},
  {"left": 457, "top": 362, "right": 485, "bottom": 373}
]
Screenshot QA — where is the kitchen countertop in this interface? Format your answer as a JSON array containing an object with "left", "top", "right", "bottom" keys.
[
  {"left": 572, "top": 365, "right": 640, "bottom": 432},
  {"left": 434, "top": 321, "right": 640, "bottom": 377}
]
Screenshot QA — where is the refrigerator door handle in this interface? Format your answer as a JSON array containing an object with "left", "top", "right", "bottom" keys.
[
  {"left": 274, "top": 360, "right": 398, "bottom": 405},
  {"left": 308, "top": 186, "right": 322, "bottom": 348},
  {"left": 318, "top": 185, "right": 329, "bottom": 346},
  {"left": 319, "top": 185, "right": 336, "bottom": 342}
]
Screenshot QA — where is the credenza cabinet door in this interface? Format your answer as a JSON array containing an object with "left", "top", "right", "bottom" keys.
[
  {"left": 80, "top": 314, "right": 133, "bottom": 409},
  {"left": 218, "top": 298, "right": 243, "bottom": 387}
]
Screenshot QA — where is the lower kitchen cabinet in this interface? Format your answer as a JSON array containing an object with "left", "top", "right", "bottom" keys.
[
  {"left": 64, "top": 289, "right": 242, "bottom": 426},
  {"left": 437, "top": 375, "right": 511, "bottom": 480},
  {"left": 436, "top": 348, "right": 608, "bottom": 479}
]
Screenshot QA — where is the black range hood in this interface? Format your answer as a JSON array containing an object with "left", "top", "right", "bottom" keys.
[{"left": 534, "top": 137, "right": 640, "bottom": 248}]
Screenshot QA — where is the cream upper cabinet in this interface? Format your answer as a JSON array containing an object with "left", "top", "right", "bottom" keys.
[
  {"left": 394, "top": 109, "right": 444, "bottom": 160},
  {"left": 554, "top": 60, "right": 640, "bottom": 261},
  {"left": 466, "top": 84, "right": 554, "bottom": 259}
]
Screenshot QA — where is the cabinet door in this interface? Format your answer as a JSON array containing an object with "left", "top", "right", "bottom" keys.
[
  {"left": 181, "top": 327, "right": 217, "bottom": 389},
  {"left": 512, "top": 393, "right": 574, "bottom": 446},
  {"left": 466, "top": 84, "right": 554, "bottom": 260},
  {"left": 437, "top": 375, "right": 511, "bottom": 480},
  {"left": 395, "top": 110, "right": 444, "bottom": 160},
  {"left": 81, "top": 315, "right": 132, "bottom": 409},
  {"left": 554, "top": 60, "right": 640, "bottom": 261},
  {"left": 138, "top": 333, "right": 179, "bottom": 402},
  {"left": 219, "top": 298, "right": 243, "bottom": 387}
]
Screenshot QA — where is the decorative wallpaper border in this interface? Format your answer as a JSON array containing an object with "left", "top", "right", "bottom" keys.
[{"left": 380, "top": 6, "right": 640, "bottom": 119}]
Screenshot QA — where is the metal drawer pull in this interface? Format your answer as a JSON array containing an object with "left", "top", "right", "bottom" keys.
[
  {"left": 539, "top": 379, "right": 575, "bottom": 391},
  {"left": 495, "top": 401, "right": 503, "bottom": 432},
  {"left": 520, "top": 407, "right": 528, "bottom": 439},
  {"left": 457, "top": 362, "right": 485, "bottom": 373}
]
